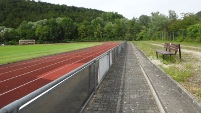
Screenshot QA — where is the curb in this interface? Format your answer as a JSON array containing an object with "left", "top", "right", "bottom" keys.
[{"left": 132, "top": 43, "right": 166, "bottom": 113}]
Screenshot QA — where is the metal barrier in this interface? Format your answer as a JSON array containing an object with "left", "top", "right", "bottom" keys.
[{"left": 0, "top": 41, "right": 127, "bottom": 113}]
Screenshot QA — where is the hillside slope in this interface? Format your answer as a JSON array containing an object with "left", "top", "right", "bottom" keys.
[{"left": 0, "top": 0, "right": 104, "bottom": 28}]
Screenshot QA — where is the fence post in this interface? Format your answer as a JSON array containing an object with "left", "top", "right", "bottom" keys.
[
  {"left": 108, "top": 52, "right": 110, "bottom": 67},
  {"left": 88, "top": 64, "right": 91, "bottom": 93},
  {"left": 93, "top": 61, "right": 97, "bottom": 95},
  {"left": 178, "top": 44, "right": 181, "bottom": 59}
]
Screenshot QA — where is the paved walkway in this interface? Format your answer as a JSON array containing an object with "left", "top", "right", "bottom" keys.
[{"left": 83, "top": 43, "right": 201, "bottom": 113}]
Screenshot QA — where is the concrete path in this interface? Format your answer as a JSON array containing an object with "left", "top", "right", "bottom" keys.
[{"left": 83, "top": 43, "right": 201, "bottom": 113}]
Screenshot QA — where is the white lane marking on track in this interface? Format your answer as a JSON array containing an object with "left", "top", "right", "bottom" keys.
[
  {"left": 0, "top": 44, "right": 114, "bottom": 83},
  {"left": 0, "top": 47, "right": 99, "bottom": 76},
  {"left": 0, "top": 47, "right": 104, "bottom": 82},
  {"left": 0, "top": 45, "right": 115, "bottom": 96},
  {"left": 0, "top": 45, "right": 106, "bottom": 76},
  {"left": 0, "top": 46, "right": 99, "bottom": 70}
]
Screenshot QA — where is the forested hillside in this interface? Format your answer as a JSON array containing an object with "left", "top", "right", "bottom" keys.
[
  {"left": 0, "top": 0, "right": 201, "bottom": 44},
  {"left": 0, "top": 0, "right": 104, "bottom": 28},
  {"left": 0, "top": 0, "right": 126, "bottom": 44}
]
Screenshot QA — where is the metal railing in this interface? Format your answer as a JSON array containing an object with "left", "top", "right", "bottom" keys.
[{"left": 0, "top": 41, "right": 127, "bottom": 113}]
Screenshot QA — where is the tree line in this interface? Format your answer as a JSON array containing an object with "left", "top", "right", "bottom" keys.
[
  {"left": 0, "top": 13, "right": 133, "bottom": 44},
  {"left": 0, "top": 0, "right": 104, "bottom": 28},
  {"left": 0, "top": 0, "right": 201, "bottom": 45},
  {"left": 139, "top": 11, "right": 201, "bottom": 42}
]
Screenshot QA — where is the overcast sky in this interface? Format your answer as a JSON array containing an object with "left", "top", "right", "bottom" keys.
[{"left": 41, "top": 0, "right": 201, "bottom": 19}]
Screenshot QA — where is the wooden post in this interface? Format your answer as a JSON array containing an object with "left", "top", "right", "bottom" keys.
[
  {"left": 178, "top": 44, "right": 181, "bottom": 59},
  {"left": 156, "top": 52, "right": 158, "bottom": 58}
]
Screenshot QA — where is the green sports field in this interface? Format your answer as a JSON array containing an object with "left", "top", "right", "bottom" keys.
[{"left": 0, "top": 42, "right": 101, "bottom": 65}]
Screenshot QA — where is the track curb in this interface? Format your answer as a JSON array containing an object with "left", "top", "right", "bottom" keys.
[{"left": 132, "top": 43, "right": 166, "bottom": 113}]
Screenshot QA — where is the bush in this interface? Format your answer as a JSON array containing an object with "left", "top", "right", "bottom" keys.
[
  {"left": 176, "top": 36, "right": 184, "bottom": 42},
  {"left": 184, "top": 38, "right": 194, "bottom": 42},
  {"left": 6, "top": 40, "right": 17, "bottom": 45},
  {"left": 195, "top": 37, "right": 201, "bottom": 42}
]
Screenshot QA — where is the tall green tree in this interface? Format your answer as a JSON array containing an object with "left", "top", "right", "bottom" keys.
[
  {"left": 101, "top": 12, "right": 124, "bottom": 22},
  {"left": 181, "top": 13, "right": 198, "bottom": 28},
  {"left": 138, "top": 15, "right": 150, "bottom": 28},
  {"left": 78, "top": 20, "right": 93, "bottom": 41},
  {"left": 125, "top": 18, "right": 141, "bottom": 40},
  {"left": 104, "top": 22, "right": 117, "bottom": 40},
  {"left": 35, "top": 24, "right": 50, "bottom": 43},
  {"left": 148, "top": 12, "right": 169, "bottom": 40},
  {"left": 168, "top": 10, "right": 178, "bottom": 21},
  {"left": 57, "top": 17, "right": 76, "bottom": 41},
  {"left": 17, "top": 21, "right": 35, "bottom": 40},
  {"left": 187, "top": 24, "right": 201, "bottom": 42},
  {"left": 91, "top": 17, "right": 104, "bottom": 40},
  {"left": 115, "top": 18, "right": 128, "bottom": 39}
]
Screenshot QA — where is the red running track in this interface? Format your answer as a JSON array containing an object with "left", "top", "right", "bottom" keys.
[{"left": 0, "top": 42, "right": 120, "bottom": 108}]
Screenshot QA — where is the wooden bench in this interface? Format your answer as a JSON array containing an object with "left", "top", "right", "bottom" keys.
[
  {"left": 155, "top": 43, "right": 181, "bottom": 60},
  {"left": 19, "top": 40, "right": 35, "bottom": 45}
]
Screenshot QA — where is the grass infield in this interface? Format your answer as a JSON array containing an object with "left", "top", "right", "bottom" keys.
[{"left": 0, "top": 42, "right": 101, "bottom": 65}]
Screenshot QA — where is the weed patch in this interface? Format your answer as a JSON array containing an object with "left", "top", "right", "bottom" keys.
[
  {"left": 162, "top": 64, "right": 192, "bottom": 82},
  {"left": 198, "top": 89, "right": 201, "bottom": 97}
]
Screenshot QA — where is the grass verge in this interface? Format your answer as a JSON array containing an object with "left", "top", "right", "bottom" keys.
[
  {"left": 133, "top": 41, "right": 201, "bottom": 101},
  {"left": 0, "top": 42, "right": 101, "bottom": 65}
]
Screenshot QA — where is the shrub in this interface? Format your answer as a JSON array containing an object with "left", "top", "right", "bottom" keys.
[
  {"left": 6, "top": 40, "right": 17, "bottom": 45},
  {"left": 176, "top": 36, "right": 184, "bottom": 42},
  {"left": 195, "top": 37, "right": 201, "bottom": 42}
]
